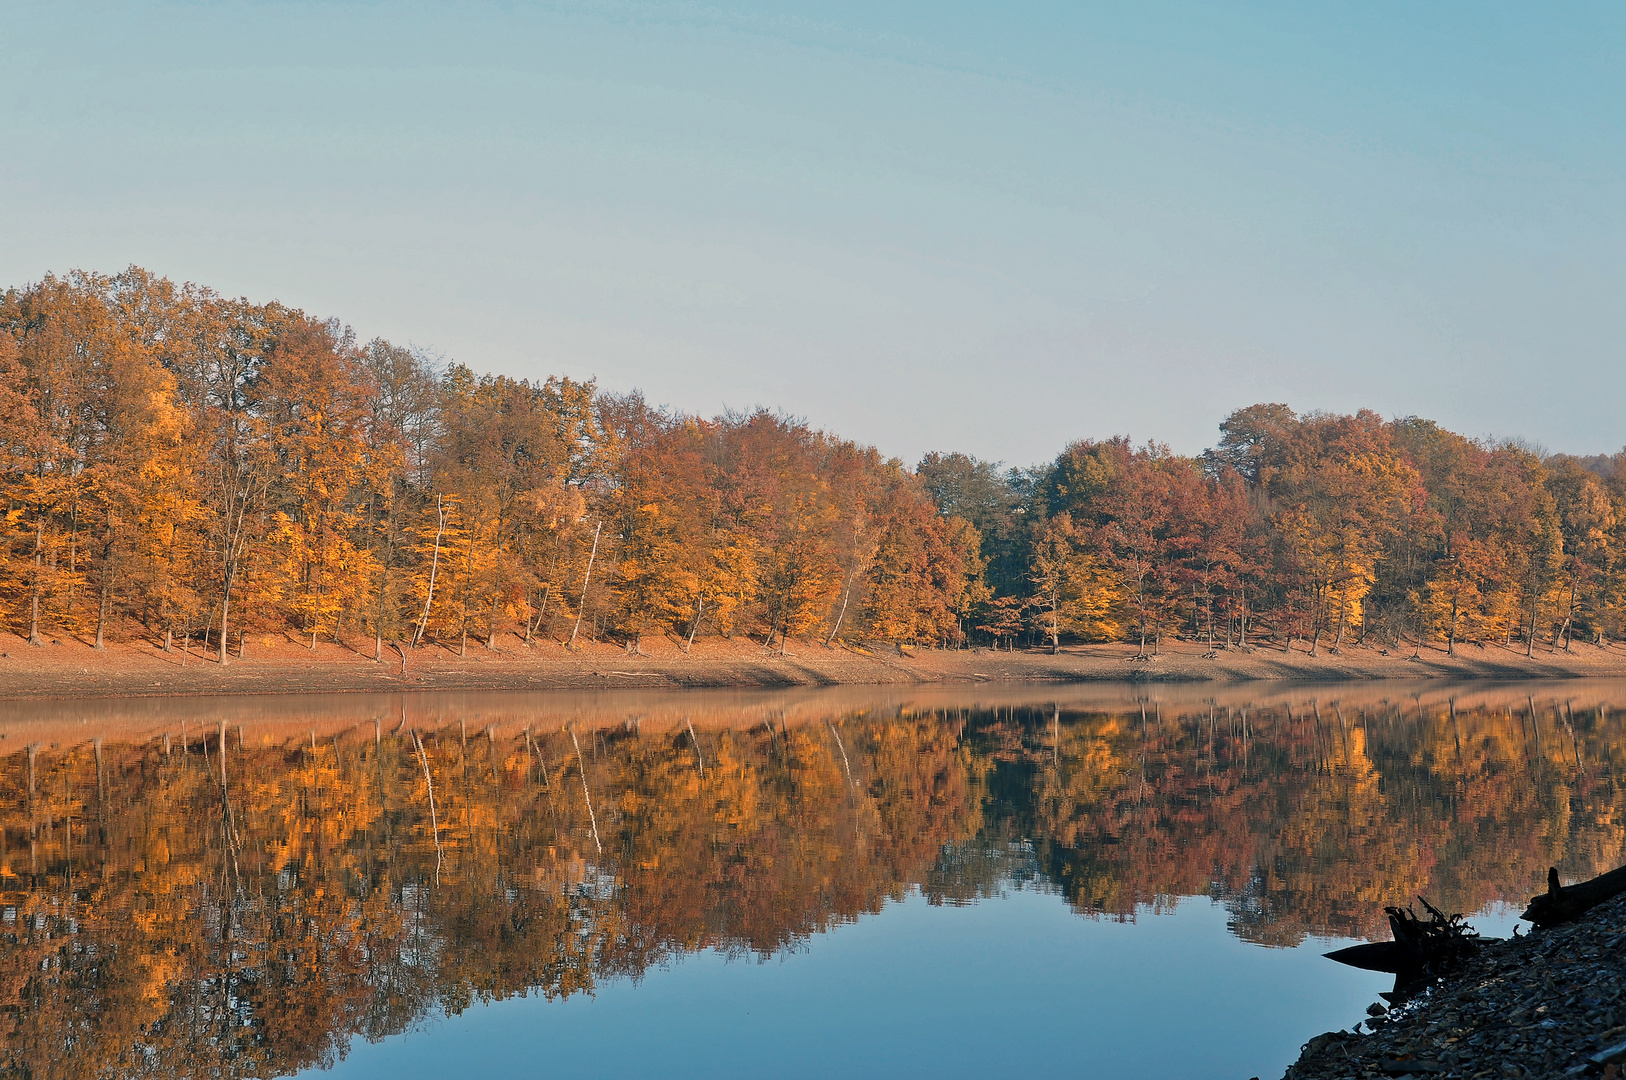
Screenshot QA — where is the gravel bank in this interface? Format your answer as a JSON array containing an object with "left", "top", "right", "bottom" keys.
[{"left": 1284, "top": 894, "right": 1626, "bottom": 1079}]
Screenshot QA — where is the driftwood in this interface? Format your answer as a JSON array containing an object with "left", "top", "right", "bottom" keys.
[
  {"left": 1521, "top": 864, "right": 1626, "bottom": 927},
  {"left": 1323, "top": 939, "right": 1426, "bottom": 976},
  {"left": 1326, "top": 898, "right": 1486, "bottom": 997}
]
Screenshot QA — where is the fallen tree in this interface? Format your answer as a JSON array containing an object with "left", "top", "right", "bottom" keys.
[
  {"left": 1326, "top": 898, "right": 1487, "bottom": 998},
  {"left": 1522, "top": 864, "right": 1626, "bottom": 927}
]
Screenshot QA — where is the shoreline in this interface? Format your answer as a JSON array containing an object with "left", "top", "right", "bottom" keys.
[
  {"left": 4, "top": 675, "right": 1625, "bottom": 751},
  {"left": 4, "top": 630, "right": 1626, "bottom": 703},
  {"left": 1283, "top": 892, "right": 1626, "bottom": 1079}
]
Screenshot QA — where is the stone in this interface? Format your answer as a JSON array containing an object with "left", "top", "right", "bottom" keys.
[{"left": 1282, "top": 895, "right": 1626, "bottom": 1080}]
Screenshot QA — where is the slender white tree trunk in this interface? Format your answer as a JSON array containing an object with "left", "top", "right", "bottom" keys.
[
  {"left": 568, "top": 520, "right": 602, "bottom": 649},
  {"left": 685, "top": 594, "right": 704, "bottom": 653},
  {"left": 413, "top": 495, "right": 446, "bottom": 647}
]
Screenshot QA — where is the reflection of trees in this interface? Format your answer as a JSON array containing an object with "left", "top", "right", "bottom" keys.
[
  {"left": 0, "top": 713, "right": 984, "bottom": 1078},
  {"left": 997, "top": 700, "right": 1625, "bottom": 946},
  {"left": 1, "top": 698, "right": 1623, "bottom": 1077}
]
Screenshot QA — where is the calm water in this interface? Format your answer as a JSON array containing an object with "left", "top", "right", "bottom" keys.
[{"left": 2, "top": 680, "right": 1623, "bottom": 1079}]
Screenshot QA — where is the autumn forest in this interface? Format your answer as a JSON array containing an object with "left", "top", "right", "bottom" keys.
[{"left": 3, "top": 267, "right": 1624, "bottom": 661}]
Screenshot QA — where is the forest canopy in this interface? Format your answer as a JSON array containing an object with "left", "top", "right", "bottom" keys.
[{"left": 1, "top": 267, "right": 1622, "bottom": 659}]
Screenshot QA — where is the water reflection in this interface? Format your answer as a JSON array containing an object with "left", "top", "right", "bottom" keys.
[{"left": 1, "top": 681, "right": 1623, "bottom": 1078}]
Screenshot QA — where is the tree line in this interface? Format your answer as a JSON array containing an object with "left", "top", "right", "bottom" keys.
[
  {"left": 925, "top": 406, "right": 1625, "bottom": 655},
  {"left": 0, "top": 268, "right": 980, "bottom": 658},
  {"left": 3, "top": 266, "right": 1622, "bottom": 658}
]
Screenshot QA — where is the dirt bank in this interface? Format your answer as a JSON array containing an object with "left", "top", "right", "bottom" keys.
[{"left": 3, "top": 629, "right": 1626, "bottom": 703}]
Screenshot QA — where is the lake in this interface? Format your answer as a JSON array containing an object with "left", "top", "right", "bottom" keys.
[{"left": 3, "top": 680, "right": 1623, "bottom": 1079}]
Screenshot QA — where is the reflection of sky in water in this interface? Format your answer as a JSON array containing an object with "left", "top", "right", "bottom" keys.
[
  {"left": 306, "top": 889, "right": 1396, "bottom": 1080},
  {"left": 6, "top": 683, "right": 1609, "bottom": 1080}
]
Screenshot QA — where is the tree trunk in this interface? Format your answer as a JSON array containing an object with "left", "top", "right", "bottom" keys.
[
  {"left": 1562, "top": 584, "right": 1576, "bottom": 650},
  {"left": 413, "top": 495, "right": 446, "bottom": 647},
  {"left": 1050, "top": 588, "right": 1060, "bottom": 655},
  {"left": 216, "top": 588, "right": 231, "bottom": 666},
  {"left": 1332, "top": 583, "right": 1348, "bottom": 649},
  {"left": 1308, "top": 589, "right": 1321, "bottom": 657},
  {"left": 95, "top": 574, "right": 110, "bottom": 650},
  {"left": 686, "top": 594, "right": 704, "bottom": 653},
  {"left": 825, "top": 580, "right": 852, "bottom": 647},
  {"left": 372, "top": 557, "right": 392, "bottom": 661},
  {"left": 568, "top": 520, "right": 602, "bottom": 650},
  {"left": 1523, "top": 864, "right": 1626, "bottom": 927},
  {"left": 525, "top": 583, "right": 551, "bottom": 645},
  {"left": 217, "top": 490, "right": 255, "bottom": 667},
  {"left": 28, "top": 539, "right": 44, "bottom": 647},
  {"left": 456, "top": 528, "right": 476, "bottom": 653}
]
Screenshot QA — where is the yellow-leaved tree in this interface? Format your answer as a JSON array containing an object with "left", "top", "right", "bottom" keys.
[
  {"left": 1269, "top": 412, "right": 1419, "bottom": 654},
  {"left": 1028, "top": 511, "right": 1119, "bottom": 652}
]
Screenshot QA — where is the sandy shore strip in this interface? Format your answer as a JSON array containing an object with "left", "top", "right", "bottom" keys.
[
  {"left": 4, "top": 631, "right": 1626, "bottom": 704},
  {"left": 5, "top": 674, "right": 1626, "bottom": 750}
]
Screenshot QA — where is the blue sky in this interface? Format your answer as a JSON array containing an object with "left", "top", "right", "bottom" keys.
[{"left": 4, "top": 2, "right": 1622, "bottom": 465}]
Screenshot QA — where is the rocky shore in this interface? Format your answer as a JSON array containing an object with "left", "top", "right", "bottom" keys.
[{"left": 1283, "top": 895, "right": 1626, "bottom": 1079}]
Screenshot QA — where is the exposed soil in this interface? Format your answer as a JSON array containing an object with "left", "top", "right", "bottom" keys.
[{"left": 2, "top": 625, "right": 1625, "bottom": 703}]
